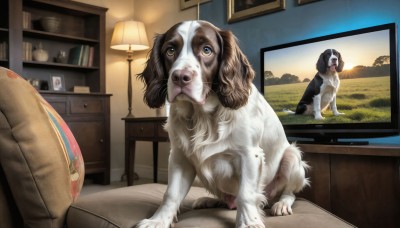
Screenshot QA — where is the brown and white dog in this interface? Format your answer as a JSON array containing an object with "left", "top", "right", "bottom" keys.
[
  {"left": 294, "top": 49, "right": 345, "bottom": 120},
  {"left": 136, "top": 20, "right": 309, "bottom": 228}
]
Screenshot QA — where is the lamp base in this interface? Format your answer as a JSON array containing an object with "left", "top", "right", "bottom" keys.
[{"left": 125, "top": 112, "right": 135, "bottom": 118}]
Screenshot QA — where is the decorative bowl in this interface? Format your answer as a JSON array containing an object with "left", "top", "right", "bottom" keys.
[
  {"left": 32, "top": 42, "right": 49, "bottom": 62},
  {"left": 40, "top": 16, "right": 61, "bottom": 33}
]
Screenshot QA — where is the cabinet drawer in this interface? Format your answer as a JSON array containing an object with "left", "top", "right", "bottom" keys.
[
  {"left": 49, "top": 102, "right": 67, "bottom": 115},
  {"left": 127, "top": 122, "right": 155, "bottom": 137},
  {"left": 42, "top": 95, "right": 67, "bottom": 115},
  {"left": 70, "top": 99, "right": 103, "bottom": 114}
]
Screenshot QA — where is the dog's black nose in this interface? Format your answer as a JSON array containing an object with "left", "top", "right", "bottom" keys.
[{"left": 172, "top": 69, "right": 193, "bottom": 86}]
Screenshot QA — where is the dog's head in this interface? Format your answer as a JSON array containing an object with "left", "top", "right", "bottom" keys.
[
  {"left": 137, "top": 20, "right": 254, "bottom": 110},
  {"left": 316, "top": 49, "right": 344, "bottom": 74}
]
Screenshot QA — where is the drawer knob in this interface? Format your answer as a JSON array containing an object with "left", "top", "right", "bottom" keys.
[
  {"left": 140, "top": 127, "right": 144, "bottom": 132},
  {"left": 99, "top": 139, "right": 104, "bottom": 143},
  {"left": 83, "top": 103, "right": 88, "bottom": 108}
]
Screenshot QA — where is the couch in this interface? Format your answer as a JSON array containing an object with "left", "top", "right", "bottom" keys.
[{"left": 0, "top": 67, "right": 355, "bottom": 227}]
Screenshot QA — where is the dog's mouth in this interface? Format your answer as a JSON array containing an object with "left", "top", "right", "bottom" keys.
[
  {"left": 168, "top": 87, "right": 206, "bottom": 105},
  {"left": 329, "top": 64, "right": 337, "bottom": 72}
]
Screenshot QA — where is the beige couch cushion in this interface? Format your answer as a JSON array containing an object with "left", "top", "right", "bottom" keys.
[
  {"left": 0, "top": 67, "right": 85, "bottom": 227},
  {"left": 67, "top": 183, "right": 354, "bottom": 228}
]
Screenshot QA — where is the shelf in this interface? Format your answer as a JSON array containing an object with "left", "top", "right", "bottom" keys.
[
  {"left": 23, "top": 60, "right": 99, "bottom": 71},
  {"left": 23, "top": 29, "right": 99, "bottom": 44},
  {"left": 39, "top": 90, "right": 112, "bottom": 96},
  {"left": 7, "top": 0, "right": 107, "bottom": 93}
]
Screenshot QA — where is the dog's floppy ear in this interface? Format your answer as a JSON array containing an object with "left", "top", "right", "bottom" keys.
[
  {"left": 335, "top": 50, "right": 345, "bottom": 72},
  {"left": 215, "top": 30, "right": 255, "bottom": 110},
  {"left": 316, "top": 52, "right": 327, "bottom": 74},
  {"left": 137, "top": 34, "right": 167, "bottom": 109}
]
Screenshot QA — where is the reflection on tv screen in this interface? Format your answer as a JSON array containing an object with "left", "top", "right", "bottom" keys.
[{"left": 263, "top": 30, "right": 391, "bottom": 125}]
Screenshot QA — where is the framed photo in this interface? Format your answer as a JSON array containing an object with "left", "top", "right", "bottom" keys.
[
  {"left": 298, "top": 0, "right": 320, "bottom": 5},
  {"left": 227, "top": 0, "right": 285, "bottom": 23},
  {"left": 50, "top": 75, "right": 65, "bottom": 91},
  {"left": 180, "top": 0, "right": 211, "bottom": 10}
]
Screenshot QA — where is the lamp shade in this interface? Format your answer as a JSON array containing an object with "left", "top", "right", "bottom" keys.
[{"left": 110, "top": 20, "right": 149, "bottom": 51}]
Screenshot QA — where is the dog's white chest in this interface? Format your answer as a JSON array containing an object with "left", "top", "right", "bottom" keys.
[
  {"left": 318, "top": 74, "right": 340, "bottom": 110},
  {"left": 321, "top": 75, "right": 340, "bottom": 92}
]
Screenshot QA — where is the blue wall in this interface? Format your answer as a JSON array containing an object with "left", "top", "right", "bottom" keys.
[{"left": 200, "top": 0, "right": 400, "bottom": 145}]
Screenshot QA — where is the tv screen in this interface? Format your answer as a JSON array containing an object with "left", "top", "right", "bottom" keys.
[{"left": 260, "top": 23, "right": 399, "bottom": 144}]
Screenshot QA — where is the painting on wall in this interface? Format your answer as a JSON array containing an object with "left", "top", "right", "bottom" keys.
[
  {"left": 228, "top": 0, "right": 285, "bottom": 23},
  {"left": 180, "top": 0, "right": 211, "bottom": 10},
  {"left": 297, "top": 0, "right": 320, "bottom": 5}
]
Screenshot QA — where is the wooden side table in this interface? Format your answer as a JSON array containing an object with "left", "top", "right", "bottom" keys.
[{"left": 123, "top": 117, "right": 168, "bottom": 186}]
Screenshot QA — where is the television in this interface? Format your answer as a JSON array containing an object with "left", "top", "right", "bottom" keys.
[{"left": 260, "top": 23, "right": 399, "bottom": 144}]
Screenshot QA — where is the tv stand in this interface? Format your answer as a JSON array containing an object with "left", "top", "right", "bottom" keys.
[
  {"left": 297, "top": 138, "right": 369, "bottom": 145},
  {"left": 297, "top": 143, "right": 400, "bottom": 228}
]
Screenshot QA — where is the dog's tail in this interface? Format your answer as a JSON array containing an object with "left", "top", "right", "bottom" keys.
[{"left": 283, "top": 108, "right": 295, "bottom": 114}]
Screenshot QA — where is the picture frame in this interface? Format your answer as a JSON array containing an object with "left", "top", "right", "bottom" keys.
[
  {"left": 180, "top": 0, "right": 211, "bottom": 10},
  {"left": 297, "top": 0, "right": 320, "bottom": 5},
  {"left": 227, "top": 0, "right": 285, "bottom": 23},
  {"left": 50, "top": 75, "right": 65, "bottom": 91}
]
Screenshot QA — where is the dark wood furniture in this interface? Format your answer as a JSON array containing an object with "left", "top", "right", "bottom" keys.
[
  {"left": 123, "top": 117, "right": 168, "bottom": 186},
  {"left": 1, "top": 0, "right": 111, "bottom": 184},
  {"left": 298, "top": 144, "right": 400, "bottom": 228}
]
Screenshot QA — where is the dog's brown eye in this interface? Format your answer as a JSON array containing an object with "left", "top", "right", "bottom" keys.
[
  {"left": 202, "top": 46, "right": 213, "bottom": 56},
  {"left": 166, "top": 47, "right": 175, "bottom": 57}
]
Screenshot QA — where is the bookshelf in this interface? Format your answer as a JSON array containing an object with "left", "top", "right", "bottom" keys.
[{"left": 1, "top": 0, "right": 111, "bottom": 184}]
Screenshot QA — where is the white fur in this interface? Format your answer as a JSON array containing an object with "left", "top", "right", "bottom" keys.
[
  {"left": 136, "top": 21, "right": 309, "bottom": 228},
  {"left": 167, "top": 21, "right": 205, "bottom": 104}
]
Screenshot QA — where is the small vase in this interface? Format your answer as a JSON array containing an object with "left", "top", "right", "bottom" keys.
[
  {"left": 54, "top": 50, "right": 67, "bottom": 63},
  {"left": 32, "top": 42, "right": 49, "bottom": 62}
]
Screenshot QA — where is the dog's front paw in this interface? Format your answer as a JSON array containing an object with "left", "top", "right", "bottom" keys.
[
  {"left": 334, "top": 112, "right": 345, "bottom": 116},
  {"left": 236, "top": 205, "right": 265, "bottom": 228},
  {"left": 314, "top": 115, "right": 325, "bottom": 120},
  {"left": 135, "top": 219, "right": 169, "bottom": 228},
  {"left": 236, "top": 219, "right": 265, "bottom": 228},
  {"left": 237, "top": 223, "right": 265, "bottom": 228},
  {"left": 271, "top": 201, "right": 292, "bottom": 216}
]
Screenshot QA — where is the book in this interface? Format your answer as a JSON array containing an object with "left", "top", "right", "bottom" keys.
[
  {"left": 22, "top": 42, "right": 32, "bottom": 61},
  {"left": 68, "top": 45, "right": 84, "bottom": 65},
  {"left": 88, "top": 46, "right": 94, "bottom": 67},
  {"left": 81, "top": 45, "right": 90, "bottom": 66},
  {"left": 0, "top": 42, "right": 7, "bottom": 60},
  {"left": 22, "top": 11, "right": 31, "bottom": 29}
]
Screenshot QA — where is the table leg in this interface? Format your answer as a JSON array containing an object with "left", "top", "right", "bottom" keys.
[
  {"left": 153, "top": 142, "right": 158, "bottom": 183},
  {"left": 126, "top": 139, "right": 136, "bottom": 186}
]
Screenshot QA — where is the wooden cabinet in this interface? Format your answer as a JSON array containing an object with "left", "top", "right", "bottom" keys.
[
  {"left": 43, "top": 93, "right": 111, "bottom": 184},
  {"left": 0, "top": 0, "right": 9, "bottom": 66},
  {"left": 1, "top": 0, "right": 111, "bottom": 184},
  {"left": 1, "top": 0, "right": 106, "bottom": 86},
  {"left": 297, "top": 144, "right": 400, "bottom": 228}
]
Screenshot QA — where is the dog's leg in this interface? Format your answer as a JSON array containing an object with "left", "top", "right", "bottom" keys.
[
  {"left": 235, "top": 146, "right": 266, "bottom": 228},
  {"left": 331, "top": 96, "right": 344, "bottom": 116},
  {"left": 313, "top": 94, "right": 324, "bottom": 120},
  {"left": 270, "top": 145, "right": 309, "bottom": 216},
  {"left": 136, "top": 150, "right": 196, "bottom": 228}
]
